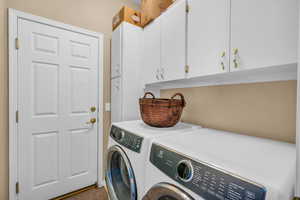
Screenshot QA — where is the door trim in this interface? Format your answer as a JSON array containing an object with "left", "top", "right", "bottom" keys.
[{"left": 8, "top": 8, "right": 104, "bottom": 200}]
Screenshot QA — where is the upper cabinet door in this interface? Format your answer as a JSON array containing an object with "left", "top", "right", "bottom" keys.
[
  {"left": 111, "top": 25, "right": 122, "bottom": 78},
  {"left": 161, "top": 0, "right": 187, "bottom": 81},
  {"left": 188, "top": 0, "right": 230, "bottom": 77},
  {"left": 230, "top": 0, "right": 298, "bottom": 71},
  {"left": 142, "top": 18, "right": 162, "bottom": 85}
]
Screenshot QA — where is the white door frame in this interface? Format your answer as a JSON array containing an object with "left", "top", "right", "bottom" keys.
[
  {"left": 296, "top": 3, "right": 300, "bottom": 197},
  {"left": 8, "top": 9, "right": 104, "bottom": 200}
]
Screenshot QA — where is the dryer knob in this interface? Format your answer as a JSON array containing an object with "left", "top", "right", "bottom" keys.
[
  {"left": 115, "top": 130, "right": 125, "bottom": 141},
  {"left": 177, "top": 160, "right": 193, "bottom": 182}
]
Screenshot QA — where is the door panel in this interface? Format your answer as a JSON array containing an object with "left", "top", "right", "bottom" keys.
[
  {"left": 33, "top": 131, "right": 59, "bottom": 188},
  {"left": 33, "top": 62, "right": 59, "bottom": 115},
  {"left": 70, "top": 128, "right": 90, "bottom": 177},
  {"left": 111, "top": 26, "right": 122, "bottom": 78},
  {"left": 121, "top": 23, "right": 143, "bottom": 121},
  {"left": 70, "top": 67, "right": 90, "bottom": 113},
  {"left": 188, "top": 0, "right": 230, "bottom": 77},
  {"left": 161, "top": 0, "right": 186, "bottom": 81},
  {"left": 33, "top": 32, "right": 59, "bottom": 55},
  {"left": 230, "top": 0, "right": 298, "bottom": 71},
  {"left": 18, "top": 18, "right": 99, "bottom": 200},
  {"left": 111, "top": 78, "right": 122, "bottom": 123},
  {"left": 142, "top": 18, "right": 161, "bottom": 84}
]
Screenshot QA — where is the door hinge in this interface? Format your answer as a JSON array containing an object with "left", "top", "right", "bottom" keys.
[
  {"left": 185, "top": 65, "right": 189, "bottom": 73},
  {"left": 16, "top": 110, "right": 19, "bottom": 123},
  {"left": 15, "top": 38, "right": 20, "bottom": 50},
  {"left": 16, "top": 182, "right": 19, "bottom": 194},
  {"left": 186, "top": 4, "right": 190, "bottom": 13}
]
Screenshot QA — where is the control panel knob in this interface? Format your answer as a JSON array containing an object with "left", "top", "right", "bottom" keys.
[
  {"left": 177, "top": 160, "right": 193, "bottom": 182},
  {"left": 111, "top": 127, "right": 117, "bottom": 137},
  {"left": 115, "top": 130, "right": 125, "bottom": 141}
]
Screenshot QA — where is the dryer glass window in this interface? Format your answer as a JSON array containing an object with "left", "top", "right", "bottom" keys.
[{"left": 110, "top": 151, "right": 133, "bottom": 200}]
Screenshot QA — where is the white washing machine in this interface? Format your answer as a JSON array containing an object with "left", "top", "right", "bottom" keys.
[
  {"left": 105, "top": 120, "right": 201, "bottom": 200},
  {"left": 143, "top": 128, "right": 296, "bottom": 200}
]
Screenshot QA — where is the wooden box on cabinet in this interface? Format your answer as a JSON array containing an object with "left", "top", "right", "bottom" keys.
[
  {"left": 112, "top": 6, "right": 141, "bottom": 30},
  {"left": 141, "top": 0, "right": 173, "bottom": 27}
]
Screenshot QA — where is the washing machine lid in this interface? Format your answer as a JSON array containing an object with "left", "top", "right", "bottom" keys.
[
  {"left": 111, "top": 120, "right": 201, "bottom": 139},
  {"left": 143, "top": 183, "right": 194, "bottom": 200},
  {"left": 106, "top": 145, "right": 137, "bottom": 200},
  {"left": 151, "top": 128, "right": 296, "bottom": 200}
]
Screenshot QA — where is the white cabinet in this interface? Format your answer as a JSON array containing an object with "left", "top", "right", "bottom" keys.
[
  {"left": 230, "top": 0, "right": 298, "bottom": 71},
  {"left": 142, "top": 17, "right": 161, "bottom": 84},
  {"left": 187, "top": 0, "right": 298, "bottom": 77},
  {"left": 188, "top": 0, "right": 230, "bottom": 77},
  {"left": 161, "top": 0, "right": 187, "bottom": 81},
  {"left": 142, "top": 0, "right": 187, "bottom": 84},
  {"left": 111, "top": 22, "right": 143, "bottom": 123},
  {"left": 141, "top": 0, "right": 298, "bottom": 89}
]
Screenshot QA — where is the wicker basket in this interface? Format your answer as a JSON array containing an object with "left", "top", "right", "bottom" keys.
[{"left": 139, "top": 92, "right": 186, "bottom": 128}]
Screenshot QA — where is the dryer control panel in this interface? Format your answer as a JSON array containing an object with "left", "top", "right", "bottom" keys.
[
  {"left": 150, "top": 144, "right": 266, "bottom": 200},
  {"left": 110, "top": 125, "right": 143, "bottom": 153}
]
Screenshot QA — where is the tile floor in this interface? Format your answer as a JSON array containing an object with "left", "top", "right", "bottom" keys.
[{"left": 64, "top": 187, "right": 108, "bottom": 200}]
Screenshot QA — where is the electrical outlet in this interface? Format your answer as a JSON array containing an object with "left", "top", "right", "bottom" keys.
[{"left": 105, "top": 103, "right": 111, "bottom": 112}]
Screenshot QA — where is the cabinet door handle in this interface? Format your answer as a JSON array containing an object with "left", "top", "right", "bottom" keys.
[
  {"left": 220, "top": 51, "right": 226, "bottom": 71},
  {"left": 156, "top": 68, "right": 160, "bottom": 80},
  {"left": 221, "top": 62, "right": 225, "bottom": 71},
  {"left": 233, "top": 59, "right": 238, "bottom": 68},
  {"left": 114, "top": 81, "right": 120, "bottom": 90},
  {"left": 116, "top": 64, "right": 120, "bottom": 74},
  {"left": 160, "top": 68, "right": 165, "bottom": 80},
  {"left": 233, "top": 48, "right": 240, "bottom": 69}
]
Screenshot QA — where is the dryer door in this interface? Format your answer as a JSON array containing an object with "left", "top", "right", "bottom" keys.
[
  {"left": 143, "top": 183, "right": 194, "bottom": 200},
  {"left": 106, "top": 145, "right": 137, "bottom": 200}
]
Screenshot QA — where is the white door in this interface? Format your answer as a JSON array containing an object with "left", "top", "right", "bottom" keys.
[
  {"left": 230, "top": 0, "right": 298, "bottom": 71},
  {"left": 161, "top": 0, "right": 186, "bottom": 81},
  {"left": 111, "top": 25, "right": 122, "bottom": 78},
  {"left": 111, "top": 77, "right": 122, "bottom": 123},
  {"left": 188, "top": 0, "right": 230, "bottom": 77},
  {"left": 18, "top": 18, "right": 99, "bottom": 199},
  {"left": 142, "top": 18, "right": 162, "bottom": 84}
]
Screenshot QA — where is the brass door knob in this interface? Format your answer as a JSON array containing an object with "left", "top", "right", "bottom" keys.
[
  {"left": 87, "top": 118, "right": 97, "bottom": 124},
  {"left": 90, "top": 106, "right": 96, "bottom": 112}
]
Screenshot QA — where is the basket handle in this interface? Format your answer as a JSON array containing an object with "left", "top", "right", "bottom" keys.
[
  {"left": 143, "top": 92, "right": 155, "bottom": 99},
  {"left": 171, "top": 93, "right": 186, "bottom": 107}
]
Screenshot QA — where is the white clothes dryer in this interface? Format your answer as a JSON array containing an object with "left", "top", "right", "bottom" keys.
[
  {"left": 143, "top": 128, "right": 296, "bottom": 200},
  {"left": 105, "top": 120, "right": 201, "bottom": 200}
]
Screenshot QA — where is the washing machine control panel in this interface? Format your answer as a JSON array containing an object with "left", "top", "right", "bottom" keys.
[
  {"left": 150, "top": 144, "right": 266, "bottom": 200},
  {"left": 110, "top": 125, "right": 143, "bottom": 153}
]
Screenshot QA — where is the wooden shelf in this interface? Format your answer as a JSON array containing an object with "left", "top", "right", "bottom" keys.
[{"left": 145, "top": 63, "right": 297, "bottom": 90}]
